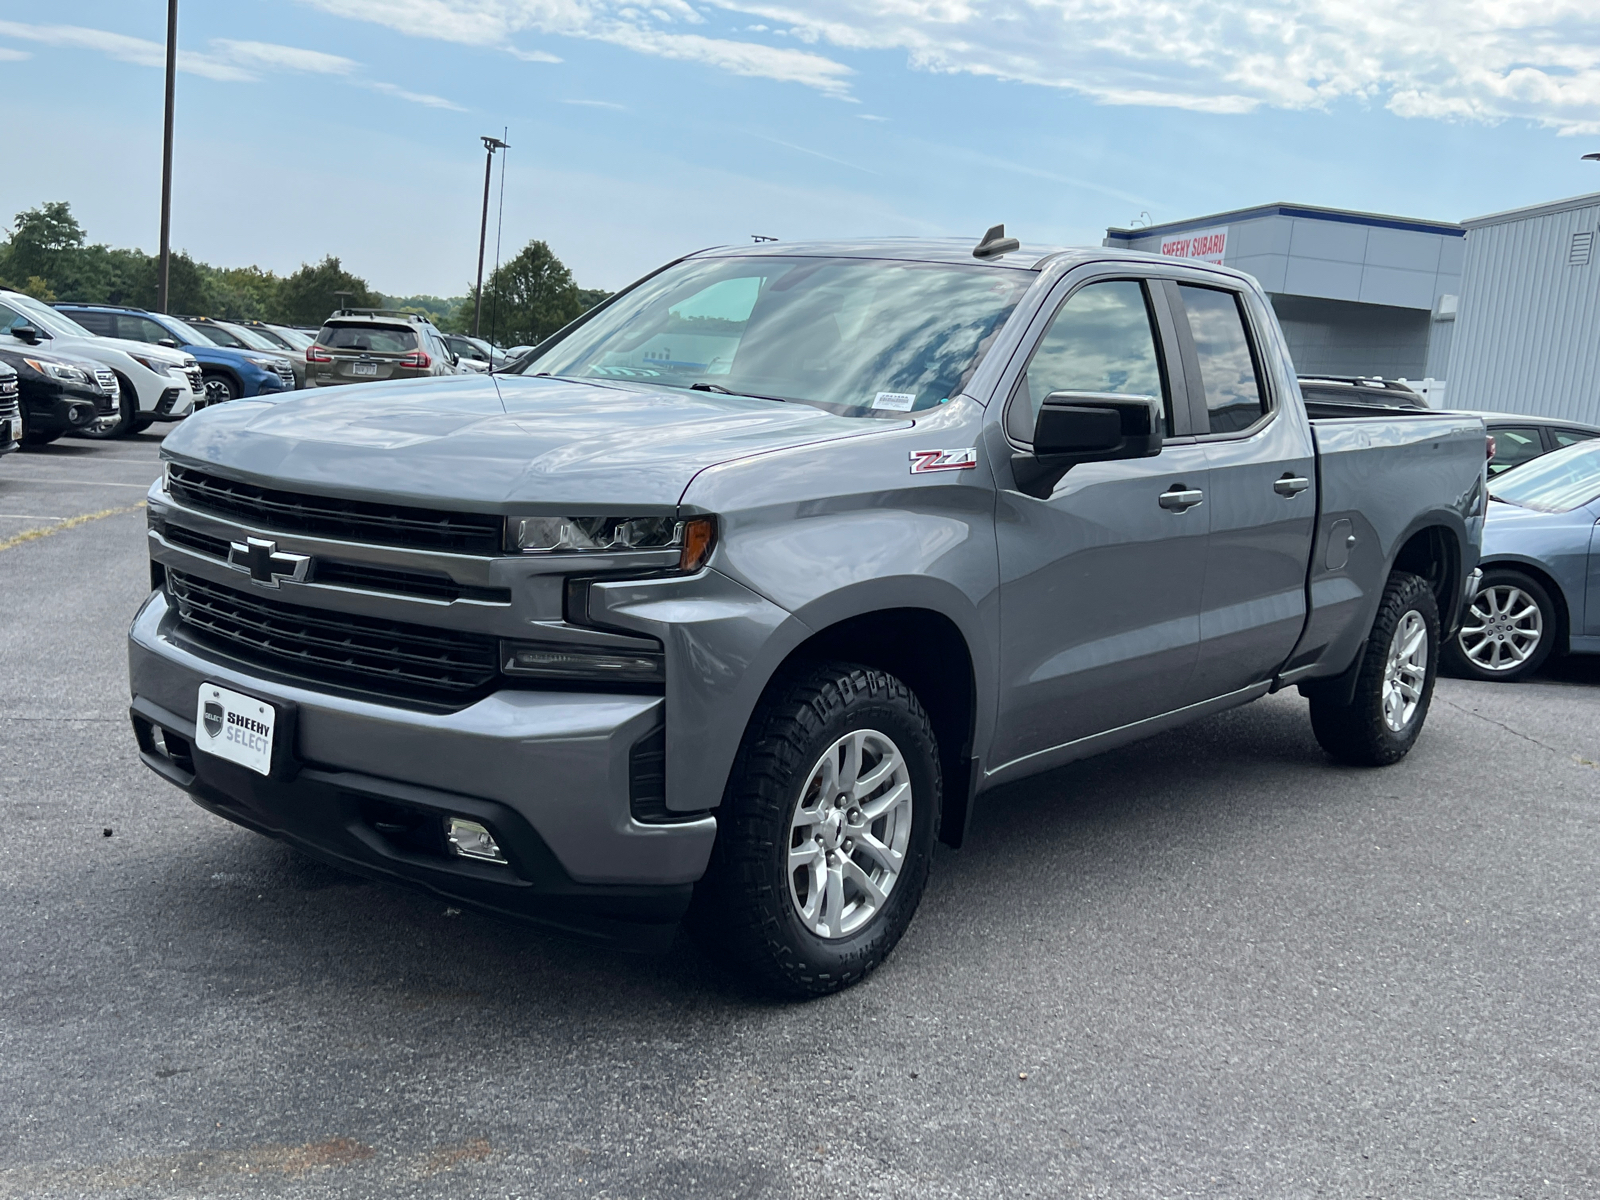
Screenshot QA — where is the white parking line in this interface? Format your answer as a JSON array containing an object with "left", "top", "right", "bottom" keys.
[{"left": 0, "top": 514, "right": 68, "bottom": 520}]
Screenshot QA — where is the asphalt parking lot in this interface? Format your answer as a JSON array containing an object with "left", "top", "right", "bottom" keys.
[{"left": 2, "top": 433, "right": 1598, "bottom": 1199}]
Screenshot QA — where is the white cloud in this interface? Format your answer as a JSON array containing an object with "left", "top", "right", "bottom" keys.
[
  {"left": 508, "top": 47, "right": 563, "bottom": 62},
  {"left": 562, "top": 98, "right": 628, "bottom": 109},
  {"left": 0, "top": 20, "right": 463, "bottom": 112},
  {"left": 362, "top": 80, "right": 468, "bottom": 110},
  {"left": 701, "top": 0, "right": 1600, "bottom": 133},
  {"left": 299, "top": 0, "right": 854, "bottom": 95},
  {"left": 210, "top": 39, "right": 358, "bottom": 76},
  {"left": 0, "top": 47, "right": 31, "bottom": 61}
]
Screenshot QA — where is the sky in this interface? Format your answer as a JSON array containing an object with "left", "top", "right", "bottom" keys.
[{"left": 3, "top": 0, "right": 1600, "bottom": 297}]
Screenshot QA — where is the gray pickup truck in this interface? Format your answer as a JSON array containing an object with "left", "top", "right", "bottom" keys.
[{"left": 130, "top": 234, "right": 1487, "bottom": 996}]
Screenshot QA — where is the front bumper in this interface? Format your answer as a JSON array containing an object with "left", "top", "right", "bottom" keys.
[{"left": 128, "top": 591, "right": 716, "bottom": 948}]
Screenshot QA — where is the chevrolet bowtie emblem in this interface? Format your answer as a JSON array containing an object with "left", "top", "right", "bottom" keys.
[{"left": 228, "top": 536, "right": 311, "bottom": 588}]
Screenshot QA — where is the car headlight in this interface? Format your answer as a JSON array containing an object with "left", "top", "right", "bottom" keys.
[
  {"left": 127, "top": 354, "right": 176, "bottom": 374},
  {"left": 23, "top": 358, "right": 89, "bottom": 384},
  {"left": 499, "top": 639, "right": 665, "bottom": 683},
  {"left": 246, "top": 356, "right": 281, "bottom": 369},
  {"left": 504, "top": 514, "right": 716, "bottom": 570}
]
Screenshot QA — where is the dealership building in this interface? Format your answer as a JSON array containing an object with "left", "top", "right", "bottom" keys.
[{"left": 1104, "top": 202, "right": 1465, "bottom": 384}]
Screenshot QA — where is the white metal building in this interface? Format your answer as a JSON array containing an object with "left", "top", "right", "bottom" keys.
[
  {"left": 1105, "top": 203, "right": 1465, "bottom": 382},
  {"left": 1446, "top": 192, "right": 1600, "bottom": 424}
]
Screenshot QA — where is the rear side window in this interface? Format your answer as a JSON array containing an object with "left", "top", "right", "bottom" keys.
[
  {"left": 1552, "top": 428, "right": 1597, "bottom": 449},
  {"left": 318, "top": 324, "right": 418, "bottom": 353},
  {"left": 1010, "top": 279, "right": 1167, "bottom": 440},
  {"left": 1179, "top": 285, "right": 1267, "bottom": 435},
  {"left": 1489, "top": 426, "right": 1545, "bottom": 475},
  {"left": 115, "top": 315, "right": 172, "bottom": 344}
]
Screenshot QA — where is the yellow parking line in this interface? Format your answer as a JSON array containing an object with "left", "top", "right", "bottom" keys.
[{"left": 0, "top": 502, "right": 145, "bottom": 553}]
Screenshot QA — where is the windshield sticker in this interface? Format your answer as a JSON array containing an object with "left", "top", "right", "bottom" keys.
[
  {"left": 910, "top": 448, "right": 978, "bottom": 474},
  {"left": 872, "top": 391, "right": 917, "bottom": 411}
]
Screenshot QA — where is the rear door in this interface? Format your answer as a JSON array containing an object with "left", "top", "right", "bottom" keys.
[
  {"left": 991, "top": 268, "right": 1212, "bottom": 767},
  {"left": 1172, "top": 280, "right": 1318, "bottom": 700}
]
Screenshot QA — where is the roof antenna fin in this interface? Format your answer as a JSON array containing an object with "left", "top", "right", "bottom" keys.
[{"left": 972, "top": 223, "right": 1020, "bottom": 259}]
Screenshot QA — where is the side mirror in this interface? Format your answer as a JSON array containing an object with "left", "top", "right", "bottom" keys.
[
  {"left": 1013, "top": 390, "right": 1163, "bottom": 496},
  {"left": 449, "top": 352, "right": 460, "bottom": 367},
  {"left": 11, "top": 322, "right": 44, "bottom": 344},
  {"left": 157, "top": 338, "right": 180, "bottom": 349}
]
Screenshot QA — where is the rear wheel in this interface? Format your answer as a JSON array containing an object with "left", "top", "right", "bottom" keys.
[
  {"left": 75, "top": 379, "right": 135, "bottom": 439},
  {"left": 694, "top": 662, "right": 940, "bottom": 998},
  {"left": 1309, "top": 571, "right": 1439, "bottom": 766},
  {"left": 1442, "top": 569, "right": 1557, "bottom": 682}
]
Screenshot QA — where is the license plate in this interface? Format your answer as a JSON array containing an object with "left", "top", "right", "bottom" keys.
[
  {"left": 351, "top": 362, "right": 378, "bottom": 377},
  {"left": 195, "top": 683, "right": 275, "bottom": 776}
]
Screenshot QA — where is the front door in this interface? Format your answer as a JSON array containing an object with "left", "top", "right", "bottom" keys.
[{"left": 992, "top": 273, "right": 1212, "bottom": 769}]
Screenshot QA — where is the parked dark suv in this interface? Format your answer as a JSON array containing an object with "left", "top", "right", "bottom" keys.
[{"left": 305, "top": 310, "right": 460, "bottom": 387}]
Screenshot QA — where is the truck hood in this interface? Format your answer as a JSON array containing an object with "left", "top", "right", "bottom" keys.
[{"left": 161, "top": 373, "right": 905, "bottom": 509}]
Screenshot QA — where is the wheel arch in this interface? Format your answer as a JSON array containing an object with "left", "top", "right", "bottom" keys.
[
  {"left": 1390, "top": 522, "right": 1464, "bottom": 632},
  {"left": 756, "top": 606, "right": 980, "bottom": 850}
]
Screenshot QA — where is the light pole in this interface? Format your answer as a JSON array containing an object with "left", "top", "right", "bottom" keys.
[
  {"left": 472, "top": 135, "right": 509, "bottom": 337},
  {"left": 156, "top": 0, "right": 177, "bottom": 312}
]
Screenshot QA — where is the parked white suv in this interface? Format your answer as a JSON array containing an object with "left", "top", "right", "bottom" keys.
[{"left": 0, "top": 290, "right": 202, "bottom": 437}]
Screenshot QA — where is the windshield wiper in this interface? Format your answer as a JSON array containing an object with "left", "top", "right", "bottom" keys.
[{"left": 689, "top": 381, "right": 787, "bottom": 403}]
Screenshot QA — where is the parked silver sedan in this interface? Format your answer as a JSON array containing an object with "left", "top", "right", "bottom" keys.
[{"left": 1445, "top": 439, "right": 1600, "bottom": 681}]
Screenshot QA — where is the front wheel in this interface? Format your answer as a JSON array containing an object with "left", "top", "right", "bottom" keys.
[
  {"left": 203, "top": 373, "right": 239, "bottom": 406},
  {"left": 1442, "top": 570, "right": 1557, "bottom": 682},
  {"left": 75, "top": 380, "right": 135, "bottom": 439},
  {"left": 694, "top": 662, "right": 941, "bottom": 998},
  {"left": 1309, "top": 571, "right": 1439, "bottom": 767}
]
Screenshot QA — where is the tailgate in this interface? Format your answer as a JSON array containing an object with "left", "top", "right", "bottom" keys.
[{"left": 1287, "top": 411, "right": 1487, "bottom": 680}]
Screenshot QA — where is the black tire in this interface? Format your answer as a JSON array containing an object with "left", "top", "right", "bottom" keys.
[
  {"left": 1441, "top": 569, "right": 1558, "bottom": 683},
  {"left": 693, "top": 662, "right": 941, "bottom": 999},
  {"left": 203, "top": 372, "right": 239, "bottom": 407},
  {"left": 76, "top": 377, "right": 136, "bottom": 439},
  {"left": 1309, "top": 571, "right": 1439, "bottom": 767}
]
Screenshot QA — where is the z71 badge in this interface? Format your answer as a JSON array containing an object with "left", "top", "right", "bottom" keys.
[{"left": 909, "top": 448, "right": 978, "bottom": 474}]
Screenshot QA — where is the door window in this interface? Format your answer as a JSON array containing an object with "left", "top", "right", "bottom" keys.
[
  {"left": 1178, "top": 285, "right": 1268, "bottom": 435},
  {"left": 66, "top": 309, "right": 115, "bottom": 337},
  {"left": 0, "top": 302, "right": 31, "bottom": 334},
  {"left": 1010, "top": 280, "right": 1167, "bottom": 440},
  {"left": 115, "top": 315, "right": 172, "bottom": 344},
  {"left": 1552, "top": 428, "right": 1597, "bottom": 449},
  {"left": 1489, "top": 426, "right": 1545, "bottom": 475}
]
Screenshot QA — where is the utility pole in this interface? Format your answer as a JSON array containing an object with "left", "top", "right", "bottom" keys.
[
  {"left": 156, "top": 0, "right": 177, "bottom": 313},
  {"left": 472, "top": 135, "right": 509, "bottom": 337}
]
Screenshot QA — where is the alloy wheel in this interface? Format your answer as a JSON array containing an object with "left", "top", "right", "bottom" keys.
[
  {"left": 787, "top": 728, "right": 913, "bottom": 939},
  {"left": 1457, "top": 585, "right": 1543, "bottom": 673},
  {"left": 1382, "top": 609, "right": 1429, "bottom": 731}
]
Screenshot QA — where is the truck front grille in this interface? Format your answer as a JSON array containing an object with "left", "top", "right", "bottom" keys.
[
  {"left": 166, "top": 464, "right": 504, "bottom": 555},
  {"left": 167, "top": 569, "right": 500, "bottom": 703}
]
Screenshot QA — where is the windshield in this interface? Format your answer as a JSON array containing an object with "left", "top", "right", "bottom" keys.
[
  {"left": 7, "top": 293, "right": 96, "bottom": 338},
  {"left": 270, "top": 326, "right": 314, "bottom": 350},
  {"left": 220, "top": 322, "right": 281, "bottom": 352},
  {"left": 516, "top": 255, "right": 1032, "bottom": 416},
  {"left": 1489, "top": 439, "right": 1600, "bottom": 513},
  {"left": 318, "top": 323, "right": 418, "bottom": 353}
]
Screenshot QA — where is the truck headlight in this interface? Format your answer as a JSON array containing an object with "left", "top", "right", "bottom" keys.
[
  {"left": 505, "top": 514, "right": 716, "bottom": 571},
  {"left": 500, "top": 639, "right": 665, "bottom": 683}
]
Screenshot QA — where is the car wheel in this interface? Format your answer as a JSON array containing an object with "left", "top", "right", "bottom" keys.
[
  {"left": 203, "top": 373, "right": 239, "bottom": 406},
  {"left": 75, "top": 381, "right": 135, "bottom": 439},
  {"left": 694, "top": 662, "right": 941, "bottom": 998},
  {"left": 1309, "top": 571, "right": 1439, "bottom": 767},
  {"left": 1442, "top": 570, "right": 1558, "bottom": 683}
]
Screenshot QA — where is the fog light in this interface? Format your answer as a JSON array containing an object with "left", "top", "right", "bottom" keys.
[{"left": 444, "top": 817, "right": 507, "bottom": 864}]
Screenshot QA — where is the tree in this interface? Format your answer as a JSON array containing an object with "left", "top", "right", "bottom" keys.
[
  {"left": 272, "top": 255, "right": 375, "bottom": 326},
  {"left": 471, "top": 239, "right": 583, "bottom": 347},
  {"left": 2, "top": 202, "right": 86, "bottom": 287}
]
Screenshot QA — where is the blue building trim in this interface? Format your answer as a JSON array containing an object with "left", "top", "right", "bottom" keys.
[{"left": 1105, "top": 203, "right": 1464, "bottom": 243}]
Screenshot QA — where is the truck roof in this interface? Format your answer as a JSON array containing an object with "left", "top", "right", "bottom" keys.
[{"left": 687, "top": 238, "right": 1257, "bottom": 282}]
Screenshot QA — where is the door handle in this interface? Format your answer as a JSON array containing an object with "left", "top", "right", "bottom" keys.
[
  {"left": 1159, "top": 486, "right": 1204, "bottom": 512},
  {"left": 1274, "top": 475, "right": 1311, "bottom": 497}
]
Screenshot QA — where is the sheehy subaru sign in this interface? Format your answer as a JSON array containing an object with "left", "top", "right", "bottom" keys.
[{"left": 1158, "top": 226, "right": 1228, "bottom": 263}]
